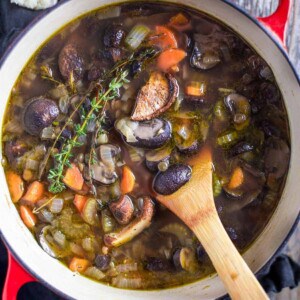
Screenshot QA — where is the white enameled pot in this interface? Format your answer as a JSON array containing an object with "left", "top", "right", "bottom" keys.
[{"left": 0, "top": 0, "right": 299, "bottom": 299}]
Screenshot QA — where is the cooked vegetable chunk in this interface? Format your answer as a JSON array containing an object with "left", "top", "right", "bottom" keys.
[{"left": 131, "top": 72, "right": 178, "bottom": 121}]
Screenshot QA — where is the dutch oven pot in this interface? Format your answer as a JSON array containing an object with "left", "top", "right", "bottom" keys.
[{"left": 0, "top": 0, "right": 299, "bottom": 299}]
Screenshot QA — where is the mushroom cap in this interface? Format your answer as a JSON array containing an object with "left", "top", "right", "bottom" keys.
[
  {"left": 22, "top": 97, "right": 59, "bottom": 136},
  {"left": 153, "top": 164, "right": 192, "bottom": 195}
]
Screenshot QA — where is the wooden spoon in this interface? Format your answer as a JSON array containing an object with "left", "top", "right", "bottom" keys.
[{"left": 156, "top": 146, "right": 269, "bottom": 300}]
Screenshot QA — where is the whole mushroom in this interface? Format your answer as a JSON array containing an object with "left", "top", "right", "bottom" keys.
[{"left": 22, "top": 97, "right": 59, "bottom": 136}]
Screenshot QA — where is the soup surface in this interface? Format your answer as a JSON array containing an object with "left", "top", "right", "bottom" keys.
[{"left": 2, "top": 2, "right": 290, "bottom": 290}]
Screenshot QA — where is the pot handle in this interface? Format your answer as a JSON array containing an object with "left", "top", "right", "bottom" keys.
[
  {"left": 2, "top": 251, "right": 36, "bottom": 300},
  {"left": 257, "top": 0, "right": 292, "bottom": 48}
]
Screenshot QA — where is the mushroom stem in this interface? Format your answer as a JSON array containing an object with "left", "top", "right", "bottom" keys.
[{"left": 104, "top": 197, "right": 154, "bottom": 247}]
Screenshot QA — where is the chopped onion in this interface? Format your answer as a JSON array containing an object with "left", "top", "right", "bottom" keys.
[
  {"left": 115, "top": 118, "right": 138, "bottom": 143},
  {"left": 116, "top": 160, "right": 126, "bottom": 167},
  {"left": 5, "top": 120, "right": 23, "bottom": 134},
  {"left": 41, "top": 126, "right": 55, "bottom": 140},
  {"left": 70, "top": 242, "right": 85, "bottom": 257},
  {"left": 125, "top": 24, "right": 150, "bottom": 50},
  {"left": 82, "top": 237, "right": 94, "bottom": 252},
  {"left": 49, "top": 198, "right": 64, "bottom": 214},
  {"left": 97, "top": 6, "right": 121, "bottom": 20},
  {"left": 101, "top": 209, "right": 116, "bottom": 233},
  {"left": 218, "top": 87, "right": 236, "bottom": 95},
  {"left": 39, "top": 209, "right": 53, "bottom": 223},
  {"left": 220, "top": 45, "right": 231, "bottom": 62},
  {"left": 78, "top": 135, "right": 87, "bottom": 145},
  {"left": 160, "top": 223, "right": 191, "bottom": 245},
  {"left": 25, "top": 158, "right": 39, "bottom": 171},
  {"left": 121, "top": 87, "right": 134, "bottom": 102},
  {"left": 112, "top": 275, "right": 142, "bottom": 289},
  {"left": 109, "top": 182, "right": 121, "bottom": 200},
  {"left": 97, "top": 133, "right": 108, "bottom": 145},
  {"left": 177, "top": 126, "right": 189, "bottom": 140},
  {"left": 59, "top": 95, "right": 69, "bottom": 114},
  {"left": 53, "top": 230, "right": 66, "bottom": 248},
  {"left": 260, "top": 66, "right": 274, "bottom": 81},
  {"left": 129, "top": 148, "right": 142, "bottom": 162},
  {"left": 87, "top": 116, "right": 96, "bottom": 133},
  {"left": 116, "top": 262, "right": 138, "bottom": 273},
  {"left": 50, "top": 84, "right": 68, "bottom": 99},
  {"left": 62, "top": 191, "right": 74, "bottom": 201},
  {"left": 84, "top": 266, "right": 106, "bottom": 280},
  {"left": 82, "top": 198, "right": 98, "bottom": 226}
]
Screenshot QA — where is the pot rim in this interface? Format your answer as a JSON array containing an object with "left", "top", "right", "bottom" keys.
[{"left": 0, "top": 1, "right": 299, "bottom": 299}]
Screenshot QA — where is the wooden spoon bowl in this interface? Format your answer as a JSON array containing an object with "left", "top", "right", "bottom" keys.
[{"left": 156, "top": 146, "right": 269, "bottom": 300}]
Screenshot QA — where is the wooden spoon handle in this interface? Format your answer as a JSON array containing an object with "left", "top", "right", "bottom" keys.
[{"left": 192, "top": 214, "right": 269, "bottom": 300}]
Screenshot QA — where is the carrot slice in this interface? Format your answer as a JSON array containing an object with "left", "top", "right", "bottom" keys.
[
  {"left": 185, "top": 81, "right": 207, "bottom": 97},
  {"left": 63, "top": 164, "right": 84, "bottom": 191},
  {"left": 168, "top": 13, "right": 191, "bottom": 31},
  {"left": 69, "top": 257, "right": 90, "bottom": 273},
  {"left": 20, "top": 205, "right": 37, "bottom": 229},
  {"left": 6, "top": 171, "right": 24, "bottom": 203},
  {"left": 74, "top": 194, "right": 88, "bottom": 213},
  {"left": 22, "top": 181, "right": 45, "bottom": 204},
  {"left": 228, "top": 167, "right": 244, "bottom": 190},
  {"left": 150, "top": 26, "right": 178, "bottom": 50},
  {"left": 120, "top": 166, "right": 136, "bottom": 194},
  {"left": 157, "top": 48, "right": 187, "bottom": 72}
]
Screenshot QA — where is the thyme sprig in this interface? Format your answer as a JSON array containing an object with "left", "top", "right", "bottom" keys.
[
  {"left": 46, "top": 47, "right": 159, "bottom": 193},
  {"left": 48, "top": 70, "right": 130, "bottom": 193}
]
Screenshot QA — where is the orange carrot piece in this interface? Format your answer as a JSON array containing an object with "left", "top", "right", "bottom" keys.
[
  {"left": 157, "top": 48, "right": 187, "bottom": 72},
  {"left": 20, "top": 205, "right": 37, "bottom": 229},
  {"left": 74, "top": 194, "right": 88, "bottom": 213},
  {"left": 228, "top": 167, "right": 244, "bottom": 190},
  {"left": 168, "top": 13, "right": 191, "bottom": 31},
  {"left": 185, "top": 82, "right": 207, "bottom": 97},
  {"left": 150, "top": 26, "right": 178, "bottom": 50},
  {"left": 69, "top": 257, "right": 90, "bottom": 273},
  {"left": 63, "top": 164, "right": 84, "bottom": 191},
  {"left": 6, "top": 171, "right": 24, "bottom": 203},
  {"left": 120, "top": 166, "right": 136, "bottom": 194},
  {"left": 22, "top": 181, "right": 45, "bottom": 204}
]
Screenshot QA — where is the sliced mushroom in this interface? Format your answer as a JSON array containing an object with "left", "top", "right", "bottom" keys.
[
  {"left": 173, "top": 247, "right": 198, "bottom": 273},
  {"left": 153, "top": 164, "right": 192, "bottom": 195},
  {"left": 90, "top": 161, "right": 118, "bottom": 185},
  {"left": 22, "top": 97, "right": 59, "bottom": 136},
  {"left": 58, "top": 43, "right": 85, "bottom": 80},
  {"left": 176, "top": 139, "right": 200, "bottom": 155},
  {"left": 190, "top": 44, "right": 221, "bottom": 70},
  {"left": 131, "top": 72, "right": 178, "bottom": 121},
  {"left": 98, "top": 144, "right": 121, "bottom": 169},
  {"left": 228, "top": 142, "right": 254, "bottom": 157},
  {"left": 109, "top": 195, "right": 134, "bottom": 225},
  {"left": 38, "top": 225, "right": 69, "bottom": 258},
  {"left": 104, "top": 197, "right": 155, "bottom": 247},
  {"left": 224, "top": 163, "right": 266, "bottom": 209},
  {"left": 145, "top": 146, "right": 172, "bottom": 172},
  {"left": 115, "top": 117, "right": 172, "bottom": 149},
  {"left": 224, "top": 93, "right": 251, "bottom": 130},
  {"left": 264, "top": 137, "right": 290, "bottom": 180}
]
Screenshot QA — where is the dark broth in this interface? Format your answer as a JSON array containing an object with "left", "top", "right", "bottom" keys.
[{"left": 2, "top": 2, "right": 290, "bottom": 290}]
